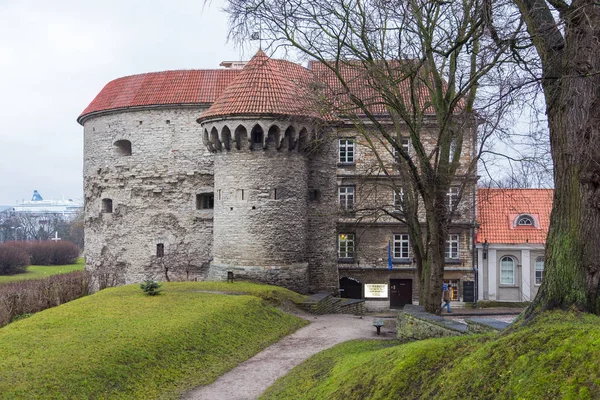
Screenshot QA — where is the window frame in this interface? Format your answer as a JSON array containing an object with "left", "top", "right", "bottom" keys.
[
  {"left": 393, "top": 234, "right": 410, "bottom": 260},
  {"left": 338, "top": 138, "right": 355, "bottom": 164},
  {"left": 447, "top": 186, "right": 459, "bottom": 210},
  {"left": 500, "top": 256, "right": 516, "bottom": 285},
  {"left": 338, "top": 233, "right": 355, "bottom": 260},
  {"left": 445, "top": 234, "right": 460, "bottom": 260},
  {"left": 393, "top": 187, "right": 404, "bottom": 212},
  {"left": 338, "top": 185, "right": 355, "bottom": 210},
  {"left": 535, "top": 256, "right": 544, "bottom": 285},
  {"left": 517, "top": 215, "right": 534, "bottom": 226}
]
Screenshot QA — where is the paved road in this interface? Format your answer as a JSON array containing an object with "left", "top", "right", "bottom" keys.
[{"left": 183, "top": 314, "right": 394, "bottom": 400}]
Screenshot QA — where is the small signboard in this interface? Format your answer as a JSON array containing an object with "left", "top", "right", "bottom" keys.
[{"left": 364, "top": 284, "right": 388, "bottom": 298}]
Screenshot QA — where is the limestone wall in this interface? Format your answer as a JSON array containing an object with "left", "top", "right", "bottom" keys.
[{"left": 82, "top": 107, "right": 214, "bottom": 288}]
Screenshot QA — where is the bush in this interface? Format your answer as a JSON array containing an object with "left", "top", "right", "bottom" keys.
[
  {"left": 140, "top": 280, "right": 162, "bottom": 296},
  {"left": 0, "top": 243, "right": 30, "bottom": 275},
  {"left": 4, "top": 240, "right": 80, "bottom": 265},
  {"left": 0, "top": 270, "right": 90, "bottom": 327}
]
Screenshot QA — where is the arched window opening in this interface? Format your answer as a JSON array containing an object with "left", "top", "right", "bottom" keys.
[
  {"left": 114, "top": 140, "right": 132, "bottom": 156},
  {"left": 210, "top": 127, "right": 221, "bottom": 151},
  {"left": 516, "top": 215, "right": 534, "bottom": 226},
  {"left": 234, "top": 125, "right": 248, "bottom": 150},
  {"left": 266, "top": 125, "right": 280, "bottom": 150},
  {"left": 221, "top": 126, "right": 232, "bottom": 151},
  {"left": 102, "top": 198, "right": 113, "bottom": 213},
  {"left": 535, "top": 256, "right": 545, "bottom": 284},
  {"left": 251, "top": 125, "right": 264, "bottom": 150},
  {"left": 500, "top": 256, "right": 516, "bottom": 285},
  {"left": 284, "top": 126, "right": 296, "bottom": 150}
]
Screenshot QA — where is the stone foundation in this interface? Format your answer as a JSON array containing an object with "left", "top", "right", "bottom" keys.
[{"left": 207, "top": 262, "right": 309, "bottom": 294}]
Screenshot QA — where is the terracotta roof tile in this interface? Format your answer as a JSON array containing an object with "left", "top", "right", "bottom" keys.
[
  {"left": 78, "top": 69, "right": 240, "bottom": 122},
  {"left": 477, "top": 188, "right": 553, "bottom": 244},
  {"left": 198, "top": 50, "right": 324, "bottom": 121}
]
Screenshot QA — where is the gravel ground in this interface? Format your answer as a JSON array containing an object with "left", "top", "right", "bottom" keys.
[{"left": 183, "top": 313, "right": 395, "bottom": 400}]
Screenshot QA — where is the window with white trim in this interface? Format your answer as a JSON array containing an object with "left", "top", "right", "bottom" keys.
[
  {"left": 339, "top": 186, "right": 355, "bottom": 210},
  {"left": 392, "top": 138, "right": 410, "bottom": 161},
  {"left": 338, "top": 139, "right": 355, "bottom": 163},
  {"left": 447, "top": 187, "right": 459, "bottom": 210},
  {"left": 449, "top": 138, "right": 457, "bottom": 161},
  {"left": 500, "top": 256, "right": 516, "bottom": 285},
  {"left": 338, "top": 233, "right": 355, "bottom": 259},
  {"left": 393, "top": 187, "right": 404, "bottom": 211},
  {"left": 535, "top": 257, "right": 544, "bottom": 284},
  {"left": 517, "top": 215, "right": 534, "bottom": 226},
  {"left": 393, "top": 234, "right": 410, "bottom": 259},
  {"left": 445, "top": 234, "right": 460, "bottom": 259}
]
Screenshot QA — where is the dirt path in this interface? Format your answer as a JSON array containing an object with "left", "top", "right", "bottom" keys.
[{"left": 183, "top": 313, "right": 395, "bottom": 400}]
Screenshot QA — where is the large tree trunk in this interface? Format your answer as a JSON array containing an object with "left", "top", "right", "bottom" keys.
[{"left": 526, "top": 0, "right": 600, "bottom": 316}]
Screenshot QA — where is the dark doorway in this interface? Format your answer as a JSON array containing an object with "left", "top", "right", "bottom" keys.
[
  {"left": 390, "top": 279, "right": 412, "bottom": 308},
  {"left": 340, "top": 277, "right": 362, "bottom": 299},
  {"left": 463, "top": 281, "right": 475, "bottom": 303}
]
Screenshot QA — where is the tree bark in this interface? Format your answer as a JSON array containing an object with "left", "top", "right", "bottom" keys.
[{"left": 522, "top": 0, "right": 600, "bottom": 316}]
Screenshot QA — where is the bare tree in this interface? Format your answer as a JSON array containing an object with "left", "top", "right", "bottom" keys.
[
  {"left": 221, "top": 0, "right": 519, "bottom": 313},
  {"left": 501, "top": 0, "right": 600, "bottom": 316}
]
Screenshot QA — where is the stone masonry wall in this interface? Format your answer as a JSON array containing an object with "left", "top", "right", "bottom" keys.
[{"left": 83, "top": 107, "right": 214, "bottom": 288}]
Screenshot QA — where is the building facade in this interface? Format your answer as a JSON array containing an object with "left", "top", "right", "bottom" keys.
[
  {"left": 79, "top": 50, "right": 478, "bottom": 305},
  {"left": 476, "top": 189, "right": 553, "bottom": 302}
]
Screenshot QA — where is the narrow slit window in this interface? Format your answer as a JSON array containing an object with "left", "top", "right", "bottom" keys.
[
  {"left": 102, "top": 198, "right": 113, "bottom": 213},
  {"left": 156, "top": 243, "right": 164, "bottom": 258}
]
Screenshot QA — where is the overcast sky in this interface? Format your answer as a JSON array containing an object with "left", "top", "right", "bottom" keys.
[{"left": 0, "top": 0, "right": 251, "bottom": 205}]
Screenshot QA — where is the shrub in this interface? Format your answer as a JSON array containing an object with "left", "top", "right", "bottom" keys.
[
  {"left": 0, "top": 271, "right": 90, "bottom": 327},
  {"left": 4, "top": 240, "right": 80, "bottom": 265},
  {"left": 0, "top": 243, "right": 30, "bottom": 275},
  {"left": 140, "top": 280, "right": 162, "bottom": 295}
]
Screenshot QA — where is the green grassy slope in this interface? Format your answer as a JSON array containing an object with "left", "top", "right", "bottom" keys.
[
  {"left": 0, "top": 282, "right": 307, "bottom": 399},
  {"left": 262, "top": 311, "right": 600, "bottom": 400},
  {"left": 0, "top": 257, "right": 84, "bottom": 283}
]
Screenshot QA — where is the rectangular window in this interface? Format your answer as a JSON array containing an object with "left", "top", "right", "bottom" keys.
[
  {"left": 447, "top": 187, "right": 459, "bottom": 210},
  {"left": 339, "top": 186, "right": 355, "bottom": 210},
  {"left": 102, "top": 198, "right": 113, "bottom": 213},
  {"left": 196, "top": 193, "right": 214, "bottom": 210},
  {"left": 449, "top": 138, "right": 457, "bottom": 161},
  {"left": 156, "top": 243, "right": 164, "bottom": 258},
  {"left": 445, "top": 234, "right": 460, "bottom": 259},
  {"left": 393, "top": 234, "right": 410, "bottom": 259},
  {"left": 393, "top": 188, "right": 404, "bottom": 211},
  {"left": 392, "top": 138, "right": 410, "bottom": 161},
  {"left": 500, "top": 257, "right": 515, "bottom": 285},
  {"left": 308, "top": 189, "right": 321, "bottom": 201},
  {"left": 535, "top": 257, "right": 545, "bottom": 284},
  {"left": 339, "top": 139, "right": 355, "bottom": 163},
  {"left": 338, "top": 233, "right": 355, "bottom": 259}
]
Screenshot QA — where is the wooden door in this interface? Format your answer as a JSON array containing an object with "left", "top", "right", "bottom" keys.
[{"left": 390, "top": 279, "right": 412, "bottom": 308}]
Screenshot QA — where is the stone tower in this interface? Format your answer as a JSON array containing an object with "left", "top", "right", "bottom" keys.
[{"left": 197, "top": 50, "right": 336, "bottom": 294}]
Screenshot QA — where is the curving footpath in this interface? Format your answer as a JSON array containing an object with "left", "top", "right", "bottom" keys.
[{"left": 183, "top": 313, "right": 394, "bottom": 400}]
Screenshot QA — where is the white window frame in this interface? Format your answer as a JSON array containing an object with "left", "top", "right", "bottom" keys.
[
  {"left": 500, "top": 256, "right": 516, "bottom": 285},
  {"left": 517, "top": 215, "right": 534, "bottom": 226},
  {"left": 393, "top": 234, "right": 410, "bottom": 259},
  {"left": 393, "top": 187, "right": 404, "bottom": 211},
  {"left": 535, "top": 257, "right": 544, "bottom": 285},
  {"left": 392, "top": 138, "right": 410, "bottom": 161},
  {"left": 449, "top": 138, "right": 457, "bottom": 161},
  {"left": 445, "top": 234, "right": 460, "bottom": 259},
  {"left": 338, "top": 233, "right": 355, "bottom": 259},
  {"left": 338, "top": 186, "right": 355, "bottom": 210},
  {"left": 338, "top": 139, "right": 355, "bottom": 164},
  {"left": 447, "top": 186, "right": 459, "bottom": 210}
]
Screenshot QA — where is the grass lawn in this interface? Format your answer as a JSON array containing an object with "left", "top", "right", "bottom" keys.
[
  {"left": 261, "top": 310, "right": 600, "bottom": 400},
  {"left": 0, "top": 282, "right": 307, "bottom": 399},
  {"left": 0, "top": 257, "right": 84, "bottom": 284}
]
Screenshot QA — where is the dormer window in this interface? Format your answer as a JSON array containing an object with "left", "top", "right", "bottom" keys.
[{"left": 516, "top": 214, "right": 535, "bottom": 227}]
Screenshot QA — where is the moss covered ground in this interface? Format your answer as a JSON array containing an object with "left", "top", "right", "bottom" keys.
[
  {"left": 262, "top": 310, "right": 600, "bottom": 400},
  {"left": 0, "top": 282, "right": 307, "bottom": 399},
  {"left": 0, "top": 257, "right": 84, "bottom": 283}
]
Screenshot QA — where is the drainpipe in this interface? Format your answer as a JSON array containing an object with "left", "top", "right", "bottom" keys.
[{"left": 471, "top": 119, "right": 478, "bottom": 308}]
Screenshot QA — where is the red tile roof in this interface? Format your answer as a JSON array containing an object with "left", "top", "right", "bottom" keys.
[
  {"left": 78, "top": 69, "right": 240, "bottom": 123},
  {"left": 477, "top": 188, "right": 553, "bottom": 244},
  {"left": 198, "top": 50, "right": 324, "bottom": 121}
]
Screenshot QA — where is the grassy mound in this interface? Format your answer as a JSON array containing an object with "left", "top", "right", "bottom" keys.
[
  {"left": 0, "top": 282, "right": 307, "bottom": 399},
  {"left": 0, "top": 257, "right": 84, "bottom": 284},
  {"left": 262, "top": 310, "right": 600, "bottom": 400}
]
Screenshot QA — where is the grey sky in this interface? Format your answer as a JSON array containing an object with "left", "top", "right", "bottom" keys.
[{"left": 0, "top": 0, "right": 246, "bottom": 205}]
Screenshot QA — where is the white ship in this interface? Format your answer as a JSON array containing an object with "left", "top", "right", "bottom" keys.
[{"left": 11, "top": 190, "right": 83, "bottom": 215}]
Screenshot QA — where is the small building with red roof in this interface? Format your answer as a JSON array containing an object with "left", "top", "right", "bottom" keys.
[{"left": 476, "top": 188, "right": 553, "bottom": 302}]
